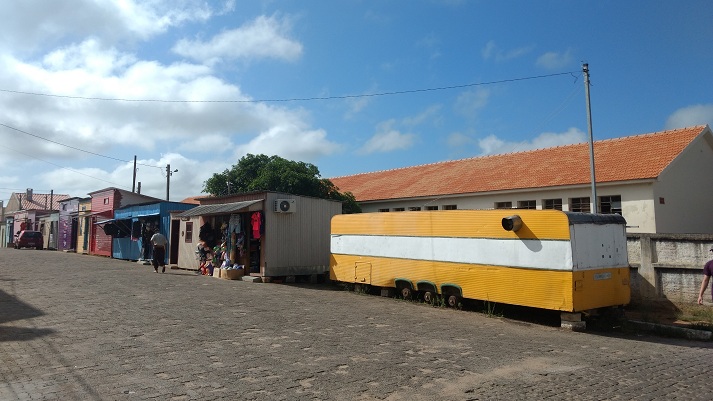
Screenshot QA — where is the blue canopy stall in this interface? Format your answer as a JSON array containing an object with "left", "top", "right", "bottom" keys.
[{"left": 110, "top": 201, "right": 196, "bottom": 262}]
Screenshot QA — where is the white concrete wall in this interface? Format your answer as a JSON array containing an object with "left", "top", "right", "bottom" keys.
[
  {"left": 359, "top": 183, "right": 658, "bottom": 233},
  {"left": 628, "top": 233, "right": 713, "bottom": 302},
  {"left": 653, "top": 133, "right": 713, "bottom": 234}
]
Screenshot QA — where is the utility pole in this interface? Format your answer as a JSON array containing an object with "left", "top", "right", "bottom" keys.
[
  {"left": 166, "top": 164, "right": 178, "bottom": 201},
  {"left": 583, "top": 63, "right": 598, "bottom": 213},
  {"left": 132, "top": 155, "right": 137, "bottom": 193}
]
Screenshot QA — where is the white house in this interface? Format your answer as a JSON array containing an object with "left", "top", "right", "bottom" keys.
[{"left": 331, "top": 125, "right": 713, "bottom": 234}]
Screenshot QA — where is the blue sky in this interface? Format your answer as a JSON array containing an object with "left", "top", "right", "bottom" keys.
[{"left": 1, "top": 0, "right": 712, "bottom": 204}]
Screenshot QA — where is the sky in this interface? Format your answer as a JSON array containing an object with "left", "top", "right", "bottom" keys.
[{"left": 1, "top": 0, "right": 712, "bottom": 204}]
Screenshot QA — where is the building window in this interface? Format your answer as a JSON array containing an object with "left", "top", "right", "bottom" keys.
[
  {"left": 62, "top": 204, "right": 67, "bottom": 211},
  {"left": 185, "top": 222, "right": 193, "bottom": 243},
  {"left": 408, "top": 207, "right": 421, "bottom": 211},
  {"left": 378, "top": 209, "right": 389, "bottom": 212},
  {"left": 570, "top": 197, "right": 590, "bottom": 213},
  {"left": 599, "top": 195, "right": 622, "bottom": 215},
  {"left": 443, "top": 205, "right": 457, "bottom": 210},
  {"left": 517, "top": 200, "right": 536, "bottom": 209},
  {"left": 543, "top": 198, "right": 563, "bottom": 210},
  {"left": 495, "top": 202, "right": 512, "bottom": 209},
  {"left": 393, "top": 208, "right": 405, "bottom": 212},
  {"left": 103, "top": 198, "right": 109, "bottom": 205},
  {"left": 425, "top": 206, "right": 438, "bottom": 210}
]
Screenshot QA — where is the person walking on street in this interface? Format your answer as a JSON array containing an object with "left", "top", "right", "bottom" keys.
[
  {"left": 697, "top": 248, "right": 713, "bottom": 305},
  {"left": 151, "top": 230, "right": 168, "bottom": 273}
]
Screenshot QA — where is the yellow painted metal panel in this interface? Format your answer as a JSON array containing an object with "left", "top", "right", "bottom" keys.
[
  {"left": 331, "top": 254, "right": 576, "bottom": 311},
  {"left": 331, "top": 209, "right": 571, "bottom": 240},
  {"left": 571, "top": 267, "right": 630, "bottom": 311}
]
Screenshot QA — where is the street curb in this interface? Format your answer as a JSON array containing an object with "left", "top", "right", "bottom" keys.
[{"left": 626, "top": 320, "right": 712, "bottom": 341}]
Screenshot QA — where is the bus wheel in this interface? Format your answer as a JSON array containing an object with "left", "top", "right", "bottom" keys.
[
  {"left": 446, "top": 295, "right": 460, "bottom": 308},
  {"left": 400, "top": 287, "right": 413, "bottom": 300},
  {"left": 423, "top": 291, "right": 436, "bottom": 304}
]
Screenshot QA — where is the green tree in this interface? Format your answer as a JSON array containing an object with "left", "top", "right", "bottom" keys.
[{"left": 203, "top": 154, "right": 361, "bottom": 213}]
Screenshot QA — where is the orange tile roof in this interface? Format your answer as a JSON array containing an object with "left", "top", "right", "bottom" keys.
[
  {"left": 330, "top": 125, "right": 708, "bottom": 202},
  {"left": 19, "top": 193, "right": 71, "bottom": 211},
  {"left": 180, "top": 196, "right": 203, "bottom": 205}
]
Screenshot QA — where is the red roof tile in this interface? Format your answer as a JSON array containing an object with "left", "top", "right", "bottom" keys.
[
  {"left": 19, "top": 193, "right": 71, "bottom": 211},
  {"left": 330, "top": 126, "right": 708, "bottom": 202}
]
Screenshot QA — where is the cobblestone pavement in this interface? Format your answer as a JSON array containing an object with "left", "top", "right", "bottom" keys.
[{"left": 1, "top": 247, "right": 711, "bottom": 401}]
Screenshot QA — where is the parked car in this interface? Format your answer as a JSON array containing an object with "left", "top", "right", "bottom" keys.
[{"left": 14, "top": 230, "right": 44, "bottom": 250}]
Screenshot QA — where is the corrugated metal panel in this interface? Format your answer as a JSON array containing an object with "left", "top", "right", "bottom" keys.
[
  {"left": 176, "top": 200, "right": 261, "bottom": 217},
  {"left": 263, "top": 194, "right": 342, "bottom": 276},
  {"left": 331, "top": 209, "right": 571, "bottom": 240}
]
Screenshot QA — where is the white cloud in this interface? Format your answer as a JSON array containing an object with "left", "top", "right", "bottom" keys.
[
  {"left": 536, "top": 49, "right": 574, "bottom": 70},
  {"left": 455, "top": 88, "right": 490, "bottom": 117},
  {"left": 172, "top": 15, "right": 303, "bottom": 64},
  {"left": 0, "top": 39, "right": 324, "bottom": 164},
  {"left": 358, "top": 120, "right": 416, "bottom": 154},
  {"left": 344, "top": 85, "right": 379, "bottom": 119},
  {"left": 446, "top": 132, "right": 476, "bottom": 148},
  {"left": 477, "top": 127, "right": 586, "bottom": 156},
  {"left": 37, "top": 152, "right": 221, "bottom": 201},
  {"left": 0, "top": 0, "right": 215, "bottom": 52},
  {"left": 236, "top": 124, "right": 343, "bottom": 163},
  {"left": 665, "top": 104, "right": 713, "bottom": 130},
  {"left": 402, "top": 105, "right": 442, "bottom": 126},
  {"left": 482, "top": 40, "right": 533, "bottom": 62}
]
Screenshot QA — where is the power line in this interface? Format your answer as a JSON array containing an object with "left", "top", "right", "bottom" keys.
[
  {"left": 0, "top": 71, "right": 580, "bottom": 103},
  {"left": 0, "top": 122, "right": 163, "bottom": 170},
  {"left": 0, "top": 142, "right": 129, "bottom": 189}
]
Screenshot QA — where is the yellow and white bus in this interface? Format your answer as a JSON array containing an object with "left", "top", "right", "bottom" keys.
[{"left": 330, "top": 209, "right": 630, "bottom": 320}]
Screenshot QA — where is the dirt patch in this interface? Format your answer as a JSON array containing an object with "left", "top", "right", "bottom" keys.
[{"left": 624, "top": 300, "right": 713, "bottom": 331}]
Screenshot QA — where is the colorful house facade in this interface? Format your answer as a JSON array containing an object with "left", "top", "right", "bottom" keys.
[
  {"left": 57, "top": 197, "right": 81, "bottom": 252},
  {"left": 109, "top": 201, "right": 196, "bottom": 262},
  {"left": 87, "top": 188, "right": 161, "bottom": 257},
  {"left": 76, "top": 198, "right": 92, "bottom": 254}
]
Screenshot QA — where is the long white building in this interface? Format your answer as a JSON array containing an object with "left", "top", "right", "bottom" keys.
[{"left": 331, "top": 125, "right": 713, "bottom": 234}]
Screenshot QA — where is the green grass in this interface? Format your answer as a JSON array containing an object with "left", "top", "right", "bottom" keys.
[{"left": 676, "top": 304, "right": 713, "bottom": 331}]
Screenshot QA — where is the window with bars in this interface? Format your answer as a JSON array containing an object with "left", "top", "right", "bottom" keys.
[
  {"left": 599, "top": 195, "right": 622, "bottom": 215},
  {"left": 425, "top": 206, "right": 438, "bottom": 210},
  {"left": 570, "top": 197, "right": 590, "bottom": 213},
  {"left": 517, "top": 200, "right": 536, "bottom": 209},
  {"left": 495, "top": 201, "right": 512, "bottom": 209},
  {"left": 393, "top": 208, "right": 405, "bottom": 212},
  {"left": 408, "top": 207, "right": 421, "bottom": 211},
  {"left": 543, "top": 198, "right": 563, "bottom": 210},
  {"left": 378, "top": 209, "right": 389, "bottom": 212},
  {"left": 443, "top": 205, "right": 457, "bottom": 210}
]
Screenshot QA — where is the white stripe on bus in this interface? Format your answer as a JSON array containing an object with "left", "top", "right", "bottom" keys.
[{"left": 331, "top": 235, "right": 574, "bottom": 271}]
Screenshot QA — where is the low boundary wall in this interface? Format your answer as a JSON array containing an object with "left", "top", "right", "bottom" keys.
[{"left": 628, "top": 233, "right": 713, "bottom": 303}]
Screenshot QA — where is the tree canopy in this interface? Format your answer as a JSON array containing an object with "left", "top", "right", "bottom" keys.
[{"left": 203, "top": 154, "right": 361, "bottom": 214}]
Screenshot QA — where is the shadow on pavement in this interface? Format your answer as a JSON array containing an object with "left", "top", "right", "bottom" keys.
[
  {"left": 0, "top": 326, "right": 55, "bottom": 342},
  {"left": 0, "top": 289, "right": 45, "bottom": 325},
  {"left": 0, "top": 289, "right": 55, "bottom": 342}
]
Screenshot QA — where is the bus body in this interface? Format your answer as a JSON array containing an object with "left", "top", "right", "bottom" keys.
[{"left": 330, "top": 210, "right": 630, "bottom": 312}]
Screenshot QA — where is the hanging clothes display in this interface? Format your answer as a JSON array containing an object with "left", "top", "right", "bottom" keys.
[{"left": 251, "top": 211, "right": 262, "bottom": 239}]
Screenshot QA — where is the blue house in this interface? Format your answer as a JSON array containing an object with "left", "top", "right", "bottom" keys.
[{"left": 105, "top": 201, "right": 196, "bottom": 263}]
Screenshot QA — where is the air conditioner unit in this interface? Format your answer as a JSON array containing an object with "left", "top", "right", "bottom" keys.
[{"left": 274, "top": 199, "right": 296, "bottom": 213}]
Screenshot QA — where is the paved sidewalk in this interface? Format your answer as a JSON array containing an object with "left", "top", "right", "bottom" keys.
[{"left": 1, "top": 247, "right": 711, "bottom": 400}]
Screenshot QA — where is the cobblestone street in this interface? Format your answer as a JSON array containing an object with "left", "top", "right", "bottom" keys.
[{"left": 1, "top": 247, "right": 711, "bottom": 400}]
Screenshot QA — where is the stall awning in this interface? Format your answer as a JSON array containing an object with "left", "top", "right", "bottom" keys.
[
  {"left": 176, "top": 200, "right": 261, "bottom": 218},
  {"left": 95, "top": 218, "right": 116, "bottom": 225}
]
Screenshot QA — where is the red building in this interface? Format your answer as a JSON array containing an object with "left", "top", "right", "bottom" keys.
[{"left": 88, "top": 188, "right": 161, "bottom": 257}]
